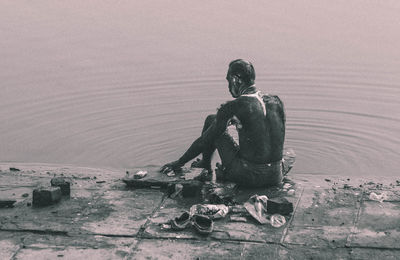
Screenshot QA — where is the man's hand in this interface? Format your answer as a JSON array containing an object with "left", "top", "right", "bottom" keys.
[{"left": 160, "top": 160, "right": 184, "bottom": 174}]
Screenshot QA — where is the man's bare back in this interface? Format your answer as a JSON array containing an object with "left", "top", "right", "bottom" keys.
[{"left": 223, "top": 93, "right": 285, "bottom": 164}]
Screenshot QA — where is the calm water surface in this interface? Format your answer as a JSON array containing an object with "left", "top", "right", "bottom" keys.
[{"left": 1, "top": 1, "right": 399, "bottom": 176}]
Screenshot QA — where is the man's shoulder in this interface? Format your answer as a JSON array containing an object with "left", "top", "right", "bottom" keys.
[
  {"left": 217, "top": 99, "right": 238, "bottom": 117},
  {"left": 219, "top": 98, "right": 240, "bottom": 109},
  {"left": 262, "top": 94, "right": 283, "bottom": 105},
  {"left": 263, "top": 94, "right": 285, "bottom": 122}
]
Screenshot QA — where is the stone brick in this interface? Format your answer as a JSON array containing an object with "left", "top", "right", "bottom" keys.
[
  {"left": 32, "top": 186, "right": 62, "bottom": 206},
  {"left": 51, "top": 177, "right": 71, "bottom": 196},
  {"left": 267, "top": 197, "right": 293, "bottom": 215},
  {"left": 181, "top": 181, "right": 203, "bottom": 197}
]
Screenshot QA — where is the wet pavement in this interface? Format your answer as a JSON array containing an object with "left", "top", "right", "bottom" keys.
[{"left": 1, "top": 163, "right": 399, "bottom": 259}]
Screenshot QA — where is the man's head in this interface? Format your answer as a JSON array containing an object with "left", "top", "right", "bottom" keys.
[{"left": 226, "top": 59, "right": 256, "bottom": 98}]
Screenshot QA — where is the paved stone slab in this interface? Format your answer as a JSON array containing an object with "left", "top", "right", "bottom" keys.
[
  {"left": 277, "top": 245, "right": 351, "bottom": 259},
  {"left": 0, "top": 195, "right": 97, "bottom": 233},
  {"left": 0, "top": 187, "right": 33, "bottom": 202},
  {"left": 283, "top": 226, "right": 351, "bottom": 248},
  {"left": 291, "top": 187, "right": 361, "bottom": 227},
  {"left": 82, "top": 189, "right": 164, "bottom": 236},
  {"left": 364, "top": 189, "right": 400, "bottom": 202},
  {"left": 0, "top": 173, "right": 48, "bottom": 207},
  {"left": 0, "top": 170, "right": 48, "bottom": 188},
  {"left": 211, "top": 218, "right": 287, "bottom": 243},
  {"left": 16, "top": 248, "right": 126, "bottom": 260},
  {"left": 0, "top": 179, "right": 108, "bottom": 232},
  {"left": 15, "top": 234, "right": 137, "bottom": 260},
  {"left": 0, "top": 232, "right": 21, "bottom": 260},
  {"left": 349, "top": 248, "right": 400, "bottom": 260},
  {"left": 0, "top": 240, "right": 19, "bottom": 260},
  {"left": 3, "top": 164, "right": 400, "bottom": 258},
  {"left": 241, "top": 243, "right": 279, "bottom": 259},
  {"left": 132, "top": 239, "right": 245, "bottom": 260},
  {"left": 349, "top": 201, "right": 400, "bottom": 249}
]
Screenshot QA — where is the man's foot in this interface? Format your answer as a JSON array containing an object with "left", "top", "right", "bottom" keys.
[
  {"left": 215, "top": 162, "right": 226, "bottom": 181},
  {"left": 282, "top": 148, "right": 296, "bottom": 176},
  {"left": 160, "top": 160, "right": 183, "bottom": 174},
  {"left": 191, "top": 158, "right": 212, "bottom": 172},
  {"left": 193, "top": 169, "right": 213, "bottom": 182}
]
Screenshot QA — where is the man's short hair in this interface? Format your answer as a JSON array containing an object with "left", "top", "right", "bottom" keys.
[{"left": 229, "top": 59, "right": 256, "bottom": 85}]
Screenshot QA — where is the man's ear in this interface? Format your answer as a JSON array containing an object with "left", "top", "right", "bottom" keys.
[{"left": 232, "top": 75, "right": 241, "bottom": 85}]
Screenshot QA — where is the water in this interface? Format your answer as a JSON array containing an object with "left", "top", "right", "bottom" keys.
[{"left": 1, "top": 1, "right": 399, "bottom": 176}]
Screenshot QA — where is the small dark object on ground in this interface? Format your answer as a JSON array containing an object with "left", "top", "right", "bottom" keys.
[
  {"left": 267, "top": 197, "right": 293, "bottom": 215},
  {"left": 166, "top": 181, "right": 203, "bottom": 198},
  {"left": 181, "top": 182, "right": 202, "bottom": 197},
  {"left": 51, "top": 177, "right": 71, "bottom": 196},
  {"left": 22, "top": 193, "right": 29, "bottom": 198},
  {"left": 229, "top": 215, "right": 247, "bottom": 222},
  {"left": 343, "top": 184, "right": 351, "bottom": 189},
  {"left": 169, "top": 184, "right": 183, "bottom": 198},
  {"left": 202, "top": 182, "right": 238, "bottom": 205},
  {"left": 193, "top": 169, "right": 213, "bottom": 182},
  {"left": 33, "top": 186, "right": 62, "bottom": 206},
  {"left": 9, "top": 167, "right": 20, "bottom": 172},
  {"left": 324, "top": 178, "right": 331, "bottom": 182},
  {"left": 0, "top": 199, "right": 16, "bottom": 208},
  {"left": 96, "top": 180, "right": 106, "bottom": 184},
  {"left": 230, "top": 205, "right": 248, "bottom": 214},
  {"left": 126, "top": 170, "right": 148, "bottom": 180}
]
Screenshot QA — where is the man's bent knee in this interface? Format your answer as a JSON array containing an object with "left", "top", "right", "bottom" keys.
[
  {"left": 202, "top": 114, "right": 216, "bottom": 133},
  {"left": 205, "top": 114, "right": 216, "bottom": 125}
]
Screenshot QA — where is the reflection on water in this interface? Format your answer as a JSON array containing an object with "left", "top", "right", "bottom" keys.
[{"left": 1, "top": 1, "right": 399, "bottom": 176}]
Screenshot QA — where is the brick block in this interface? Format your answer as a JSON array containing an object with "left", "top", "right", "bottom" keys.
[
  {"left": 182, "top": 181, "right": 203, "bottom": 197},
  {"left": 50, "top": 177, "right": 71, "bottom": 196},
  {"left": 33, "top": 186, "right": 62, "bottom": 206},
  {"left": 267, "top": 197, "right": 293, "bottom": 215}
]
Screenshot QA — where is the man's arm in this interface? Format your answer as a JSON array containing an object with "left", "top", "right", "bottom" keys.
[
  {"left": 177, "top": 101, "right": 235, "bottom": 165},
  {"left": 160, "top": 101, "right": 236, "bottom": 173}
]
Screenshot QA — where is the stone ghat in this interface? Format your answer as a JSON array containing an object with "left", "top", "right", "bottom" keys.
[{"left": 0, "top": 163, "right": 399, "bottom": 259}]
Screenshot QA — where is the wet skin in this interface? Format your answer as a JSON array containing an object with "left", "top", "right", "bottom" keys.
[{"left": 160, "top": 71, "right": 285, "bottom": 174}]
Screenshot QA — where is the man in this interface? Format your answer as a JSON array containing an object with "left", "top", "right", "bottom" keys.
[{"left": 160, "top": 59, "right": 293, "bottom": 187}]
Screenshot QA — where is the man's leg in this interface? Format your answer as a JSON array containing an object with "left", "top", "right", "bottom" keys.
[
  {"left": 192, "top": 114, "right": 239, "bottom": 175},
  {"left": 191, "top": 114, "right": 217, "bottom": 171},
  {"left": 282, "top": 148, "right": 296, "bottom": 175}
]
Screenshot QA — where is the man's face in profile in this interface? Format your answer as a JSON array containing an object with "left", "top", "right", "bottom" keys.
[{"left": 226, "top": 70, "right": 237, "bottom": 98}]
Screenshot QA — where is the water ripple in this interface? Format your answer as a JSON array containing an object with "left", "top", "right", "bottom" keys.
[{"left": 1, "top": 68, "right": 399, "bottom": 175}]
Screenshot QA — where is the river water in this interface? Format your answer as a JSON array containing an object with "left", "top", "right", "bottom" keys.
[{"left": 1, "top": 1, "right": 399, "bottom": 176}]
